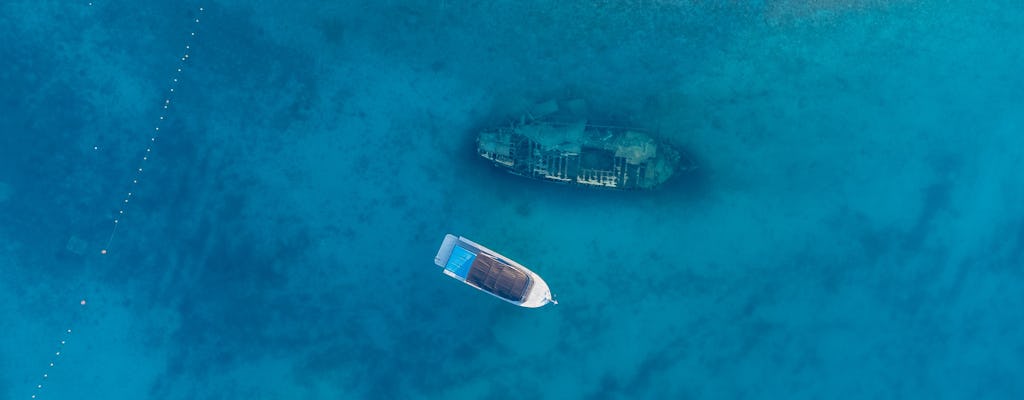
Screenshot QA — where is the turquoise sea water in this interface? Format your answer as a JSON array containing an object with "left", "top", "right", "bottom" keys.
[{"left": 2, "top": 1, "right": 1022, "bottom": 398}]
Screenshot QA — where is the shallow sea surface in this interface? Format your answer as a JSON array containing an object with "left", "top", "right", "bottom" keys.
[{"left": 1, "top": 1, "right": 1022, "bottom": 399}]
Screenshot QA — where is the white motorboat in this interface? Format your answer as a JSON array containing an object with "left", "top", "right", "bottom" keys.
[{"left": 434, "top": 234, "right": 556, "bottom": 308}]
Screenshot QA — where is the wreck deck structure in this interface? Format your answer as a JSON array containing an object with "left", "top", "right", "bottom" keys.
[{"left": 478, "top": 118, "right": 690, "bottom": 190}]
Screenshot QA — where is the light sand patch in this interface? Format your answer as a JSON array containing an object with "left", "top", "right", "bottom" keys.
[
  {"left": 925, "top": 123, "right": 1024, "bottom": 274},
  {"left": 764, "top": 0, "right": 904, "bottom": 25},
  {"left": 0, "top": 181, "right": 9, "bottom": 202},
  {"left": 65, "top": 235, "right": 89, "bottom": 256}
]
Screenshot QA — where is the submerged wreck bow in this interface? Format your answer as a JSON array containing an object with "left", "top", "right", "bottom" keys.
[{"left": 477, "top": 100, "right": 692, "bottom": 190}]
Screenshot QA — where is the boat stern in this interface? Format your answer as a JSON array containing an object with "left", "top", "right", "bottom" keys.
[{"left": 434, "top": 234, "right": 459, "bottom": 268}]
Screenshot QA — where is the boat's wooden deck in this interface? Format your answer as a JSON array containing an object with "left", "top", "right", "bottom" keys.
[{"left": 466, "top": 253, "right": 531, "bottom": 302}]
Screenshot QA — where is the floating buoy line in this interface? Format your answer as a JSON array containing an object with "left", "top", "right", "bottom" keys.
[{"left": 28, "top": 4, "right": 205, "bottom": 399}]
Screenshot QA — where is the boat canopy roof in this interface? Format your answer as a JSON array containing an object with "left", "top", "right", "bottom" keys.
[
  {"left": 444, "top": 245, "right": 476, "bottom": 279},
  {"left": 466, "top": 253, "right": 532, "bottom": 302}
]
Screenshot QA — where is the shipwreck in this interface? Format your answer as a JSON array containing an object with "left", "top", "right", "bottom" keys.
[{"left": 477, "top": 100, "right": 693, "bottom": 190}]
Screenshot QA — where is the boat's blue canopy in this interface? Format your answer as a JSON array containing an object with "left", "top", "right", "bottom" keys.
[{"left": 444, "top": 245, "right": 475, "bottom": 279}]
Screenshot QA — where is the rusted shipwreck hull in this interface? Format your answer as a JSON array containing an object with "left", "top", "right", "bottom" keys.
[{"left": 477, "top": 102, "right": 692, "bottom": 190}]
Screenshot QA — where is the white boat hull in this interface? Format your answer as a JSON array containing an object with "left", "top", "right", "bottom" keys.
[{"left": 434, "top": 234, "right": 555, "bottom": 308}]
